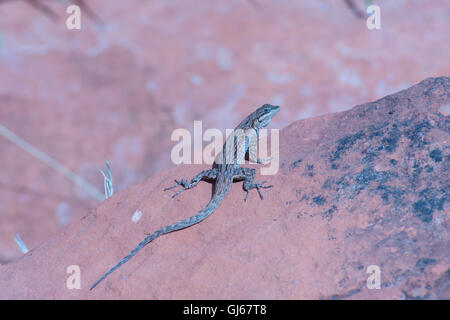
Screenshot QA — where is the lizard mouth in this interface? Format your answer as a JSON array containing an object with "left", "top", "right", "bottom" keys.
[
  {"left": 260, "top": 105, "right": 280, "bottom": 127},
  {"left": 272, "top": 105, "right": 280, "bottom": 114}
]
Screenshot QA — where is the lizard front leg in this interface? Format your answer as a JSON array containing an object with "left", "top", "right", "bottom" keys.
[
  {"left": 247, "top": 134, "right": 274, "bottom": 165},
  {"left": 164, "top": 168, "right": 218, "bottom": 198},
  {"left": 233, "top": 167, "right": 272, "bottom": 201}
]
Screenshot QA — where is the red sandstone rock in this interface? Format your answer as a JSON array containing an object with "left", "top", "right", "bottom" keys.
[{"left": 0, "top": 77, "right": 448, "bottom": 299}]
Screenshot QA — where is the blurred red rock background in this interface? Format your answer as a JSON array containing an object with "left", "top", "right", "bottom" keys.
[{"left": 0, "top": 0, "right": 448, "bottom": 264}]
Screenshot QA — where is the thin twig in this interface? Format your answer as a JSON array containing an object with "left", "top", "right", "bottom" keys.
[{"left": 0, "top": 124, "right": 104, "bottom": 201}]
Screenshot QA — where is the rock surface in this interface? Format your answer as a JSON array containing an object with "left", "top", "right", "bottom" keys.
[{"left": 0, "top": 77, "right": 448, "bottom": 299}]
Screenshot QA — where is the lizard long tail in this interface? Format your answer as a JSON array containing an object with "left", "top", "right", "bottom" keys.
[{"left": 90, "top": 191, "right": 226, "bottom": 290}]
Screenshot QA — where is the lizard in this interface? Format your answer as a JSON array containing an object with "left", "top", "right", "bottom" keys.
[{"left": 90, "top": 104, "right": 280, "bottom": 290}]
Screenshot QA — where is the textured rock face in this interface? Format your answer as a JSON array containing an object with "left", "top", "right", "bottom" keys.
[
  {"left": 0, "top": 77, "right": 448, "bottom": 299},
  {"left": 277, "top": 77, "right": 449, "bottom": 299}
]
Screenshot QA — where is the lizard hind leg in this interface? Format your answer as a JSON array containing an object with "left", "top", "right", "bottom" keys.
[
  {"left": 233, "top": 167, "right": 272, "bottom": 201},
  {"left": 164, "top": 168, "right": 218, "bottom": 198}
]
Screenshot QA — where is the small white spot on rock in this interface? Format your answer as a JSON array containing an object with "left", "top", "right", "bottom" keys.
[
  {"left": 439, "top": 104, "right": 450, "bottom": 115},
  {"left": 132, "top": 210, "right": 142, "bottom": 223},
  {"left": 55, "top": 201, "right": 73, "bottom": 226},
  {"left": 190, "top": 74, "right": 204, "bottom": 86}
]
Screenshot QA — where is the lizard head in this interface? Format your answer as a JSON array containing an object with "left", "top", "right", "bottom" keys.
[{"left": 252, "top": 104, "right": 280, "bottom": 129}]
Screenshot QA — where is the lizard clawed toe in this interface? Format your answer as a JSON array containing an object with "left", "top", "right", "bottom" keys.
[
  {"left": 164, "top": 179, "right": 190, "bottom": 198},
  {"left": 163, "top": 184, "right": 177, "bottom": 191},
  {"left": 244, "top": 180, "right": 272, "bottom": 201}
]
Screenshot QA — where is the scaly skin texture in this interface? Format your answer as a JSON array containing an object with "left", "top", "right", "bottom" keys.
[{"left": 90, "top": 104, "right": 280, "bottom": 290}]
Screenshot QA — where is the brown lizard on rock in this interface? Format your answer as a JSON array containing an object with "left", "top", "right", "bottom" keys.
[{"left": 90, "top": 104, "right": 280, "bottom": 290}]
